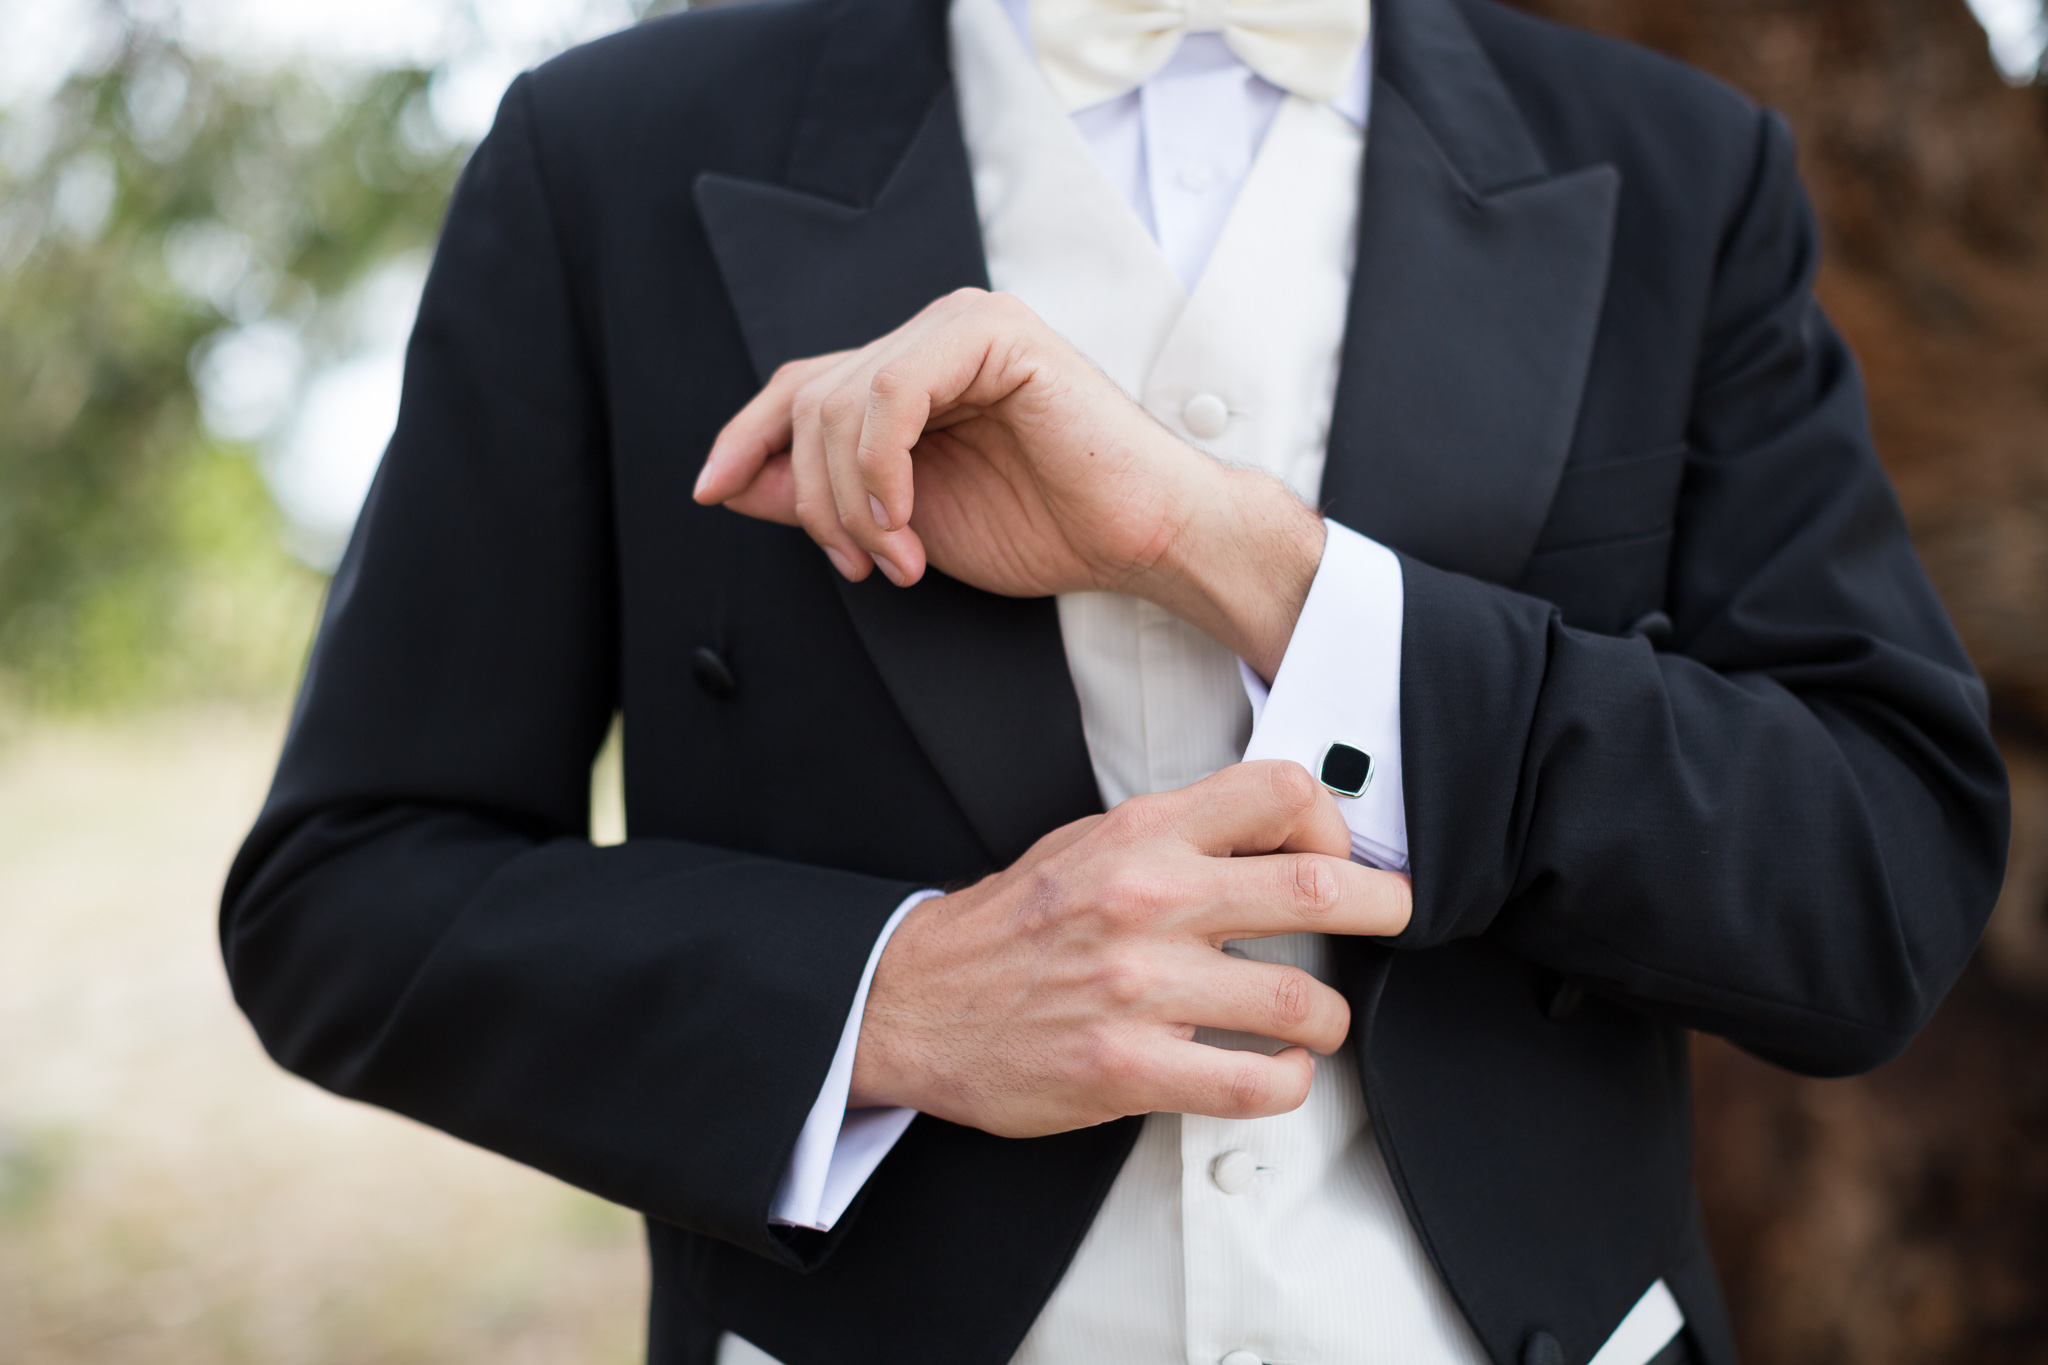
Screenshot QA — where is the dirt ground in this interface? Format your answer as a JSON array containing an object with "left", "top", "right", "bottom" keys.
[{"left": 0, "top": 707, "right": 647, "bottom": 1365}]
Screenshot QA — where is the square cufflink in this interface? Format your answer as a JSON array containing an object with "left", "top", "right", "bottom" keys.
[{"left": 1317, "top": 742, "right": 1374, "bottom": 798}]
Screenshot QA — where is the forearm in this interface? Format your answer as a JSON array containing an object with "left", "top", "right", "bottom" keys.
[
  {"left": 225, "top": 801, "right": 918, "bottom": 1266},
  {"left": 1393, "top": 554, "right": 2006, "bottom": 1075}
]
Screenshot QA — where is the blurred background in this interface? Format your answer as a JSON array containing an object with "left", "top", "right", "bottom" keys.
[{"left": 0, "top": 0, "right": 2041, "bottom": 1360}]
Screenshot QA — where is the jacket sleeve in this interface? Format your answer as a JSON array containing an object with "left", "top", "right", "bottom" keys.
[
  {"left": 1391, "top": 110, "right": 2010, "bottom": 1078},
  {"left": 219, "top": 75, "right": 917, "bottom": 1269}
]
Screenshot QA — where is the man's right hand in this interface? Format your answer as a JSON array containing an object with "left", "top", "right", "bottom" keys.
[{"left": 848, "top": 761, "right": 1413, "bottom": 1139}]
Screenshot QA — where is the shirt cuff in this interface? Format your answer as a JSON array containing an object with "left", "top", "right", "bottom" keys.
[
  {"left": 1588, "top": 1279, "right": 1684, "bottom": 1365},
  {"left": 768, "top": 888, "right": 939, "bottom": 1231},
  {"left": 1240, "top": 520, "right": 1408, "bottom": 872}
]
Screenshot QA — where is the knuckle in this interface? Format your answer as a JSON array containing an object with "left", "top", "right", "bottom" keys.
[
  {"left": 1079, "top": 1030, "right": 1142, "bottom": 1091},
  {"left": 791, "top": 493, "right": 835, "bottom": 531},
  {"left": 1270, "top": 969, "right": 1315, "bottom": 1028},
  {"left": 1288, "top": 854, "right": 1337, "bottom": 916},
  {"left": 1268, "top": 760, "right": 1320, "bottom": 813},
  {"left": 1098, "top": 864, "right": 1173, "bottom": 924},
  {"left": 1095, "top": 952, "right": 1158, "bottom": 1010},
  {"left": 1225, "top": 1059, "right": 1271, "bottom": 1116},
  {"left": 817, "top": 388, "right": 862, "bottom": 430},
  {"left": 791, "top": 375, "right": 829, "bottom": 412},
  {"left": 868, "top": 366, "right": 906, "bottom": 399},
  {"left": 1105, "top": 795, "right": 1171, "bottom": 846}
]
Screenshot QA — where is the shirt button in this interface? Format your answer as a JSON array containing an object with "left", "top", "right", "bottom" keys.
[
  {"left": 1220, "top": 1352, "right": 1263, "bottom": 1365},
  {"left": 1178, "top": 161, "right": 1217, "bottom": 192},
  {"left": 1182, "top": 391, "right": 1229, "bottom": 439},
  {"left": 1210, "top": 1148, "right": 1258, "bottom": 1194}
]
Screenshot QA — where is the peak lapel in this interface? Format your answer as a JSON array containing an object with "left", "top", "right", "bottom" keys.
[
  {"left": 1320, "top": 0, "right": 1619, "bottom": 586},
  {"left": 694, "top": 19, "right": 1100, "bottom": 867},
  {"left": 696, "top": 89, "right": 987, "bottom": 373}
]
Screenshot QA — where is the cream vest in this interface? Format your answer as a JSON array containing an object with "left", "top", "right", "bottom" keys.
[{"left": 951, "top": 0, "right": 1490, "bottom": 1361}]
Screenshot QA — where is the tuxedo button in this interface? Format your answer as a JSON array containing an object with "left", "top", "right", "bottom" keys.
[
  {"left": 1522, "top": 1330, "right": 1565, "bottom": 1365},
  {"left": 690, "top": 647, "right": 736, "bottom": 698},
  {"left": 1210, "top": 1148, "right": 1258, "bottom": 1194},
  {"left": 1219, "top": 1352, "right": 1262, "bottom": 1365},
  {"left": 1182, "top": 392, "right": 1229, "bottom": 439}
]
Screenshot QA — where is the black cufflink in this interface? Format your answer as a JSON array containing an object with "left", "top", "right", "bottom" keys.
[{"left": 1317, "top": 742, "right": 1374, "bottom": 798}]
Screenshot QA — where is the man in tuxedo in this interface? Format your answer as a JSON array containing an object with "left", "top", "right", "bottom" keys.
[{"left": 221, "top": 0, "right": 2009, "bottom": 1360}]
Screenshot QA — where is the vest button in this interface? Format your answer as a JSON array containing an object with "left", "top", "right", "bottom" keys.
[
  {"left": 1209, "top": 1148, "right": 1258, "bottom": 1194},
  {"left": 690, "top": 646, "right": 736, "bottom": 698},
  {"left": 1522, "top": 1330, "right": 1565, "bottom": 1365},
  {"left": 1182, "top": 391, "right": 1229, "bottom": 439}
]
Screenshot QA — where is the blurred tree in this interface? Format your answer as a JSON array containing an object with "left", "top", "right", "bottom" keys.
[{"left": 0, "top": 13, "right": 466, "bottom": 707}]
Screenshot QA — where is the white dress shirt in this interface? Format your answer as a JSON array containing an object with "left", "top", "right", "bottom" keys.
[
  {"left": 767, "top": 0, "right": 1403, "bottom": 1239},
  {"left": 737, "top": 1, "right": 1686, "bottom": 1360}
]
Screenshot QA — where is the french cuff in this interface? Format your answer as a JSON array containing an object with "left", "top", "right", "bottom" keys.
[
  {"left": 1588, "top": 1280, "right": 1685, "bottom": 1365},
  {"left": 1240, "top": 520, "right": 1409, "bottom": 872},
  {"left": 768, "top": 888, "right": 938, "bottom": 1232}
]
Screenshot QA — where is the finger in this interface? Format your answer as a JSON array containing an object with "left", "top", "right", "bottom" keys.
[
  {"left": 697, "top": 352, "right": 848, "bottom": 505},
  {"left": 853, "top": 358, "right": 931, "bottom": 534},
  {"left": 817, "top": 359, "right": 929, "bottom": 585},
  {"left": 789, "top": 376, "right": 875, "bottom": 581},
  {"left": 851, "top": 317, "right": 1003, "bottom": 532},
  {"left": 721, "top": 451, "right": 799, "bottom": 525},
  {"left": 1186, "top": 850, "right": 1412, "bottom": 940},
  {"left": 1130, "top": 1036, "right": 1317, "bottom": 1121},
  {"left": 847, "top": 295, "right": 1033, "bottom": 531},
  {"left": 1123, "top": 760, "right": 1352, "bottom": 859},
  {"left": 1160, "top": 949, "right": 1352, "bottom": 1054}
]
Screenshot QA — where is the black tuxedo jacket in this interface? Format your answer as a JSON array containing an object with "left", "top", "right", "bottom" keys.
[{"left": 221, "top": 0, "right": 2009, "bottom": 1360}]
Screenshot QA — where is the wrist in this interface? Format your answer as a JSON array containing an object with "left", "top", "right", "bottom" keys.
[
  {"left": 1138, "top": 463, "right": 1325, "bottom": 681},
  {"left": 847, "top": 884, "right": 962, "bottom": 1112}
]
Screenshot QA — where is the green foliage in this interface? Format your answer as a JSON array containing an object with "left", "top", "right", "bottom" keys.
[
  {"left": 0, "top": 16, "right": 468, "bottom": 708},
  {"left": 0, "top": 1125, "right": 71, "bottom": 1226}
]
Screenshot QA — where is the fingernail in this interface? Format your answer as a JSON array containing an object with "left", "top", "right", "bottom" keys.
[
  {"left": 869, "top": 494, "right": 891, "bottom": 530},
  {"left": 874, "top": 553, "right": 906, "bottom": 587},
  {"left": 693, "top": 463, "right": 712, "bottom": 500},
  {"left": 824, "top": 546, "right": 857, "bottom": 579}
]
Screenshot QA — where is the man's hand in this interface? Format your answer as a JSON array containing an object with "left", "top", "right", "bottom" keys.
[
  {"left": 847, "top": 761, "right": 1413, "bottom": 1139},
  {"left": 694, "top": 289, "right": 1325, "bottom": 678}
]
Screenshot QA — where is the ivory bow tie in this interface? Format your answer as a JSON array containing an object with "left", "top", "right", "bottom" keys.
[{"left": 1029, "top": 0, "right": 1368, "bottom": 112}]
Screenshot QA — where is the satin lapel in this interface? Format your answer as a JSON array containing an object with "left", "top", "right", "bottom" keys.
[
  {"left": 1320, "top": 0, "right": 1619, "bottom": 586},
  {"left": 696, "top": 91, "right": 986, "bottom": 375},
  {"left": 694, "top": 17, "right": 1100, "bottom": 866}
]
